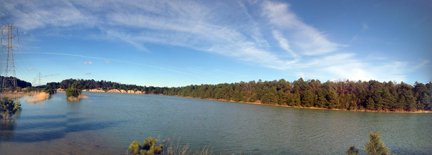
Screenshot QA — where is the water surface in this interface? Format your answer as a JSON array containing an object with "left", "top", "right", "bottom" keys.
[{"left": 1, "top": 92, "right": 431, "bottom": 154}]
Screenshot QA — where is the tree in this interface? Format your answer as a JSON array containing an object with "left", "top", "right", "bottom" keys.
[
  {"left": 301, "top": 90, "right": 315, "bottom": 107},
  {"left": 397, "top": 83, "right": 416, "bottom": 111},
  {"left": 316, "top": 89, "right": 328, "bottom": 108},
  {"left": 66, "top": 83, "right": 81, "bottom": 98},
  {"left": 366, "top": 97, "right": 375, "bottom": 110},
  {"left": 381, "top": 89, "right": 396, "bottom": 111},
  {"left": 365, "top": 132, "right": 390, "bottom": 155},
  {"left": 413, "top": 82, "right": 431, "bottom": 110}
]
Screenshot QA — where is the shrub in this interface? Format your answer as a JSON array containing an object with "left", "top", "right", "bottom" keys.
[
  {"left": 65, "top": 83, "right": 81, "bottom": 99},
  {"left": 0, "top": 97, "right": 21, "bottom": 120},
  {"left": 346, "top": 146, "right": 359, "bottom": 155},
  {"left": 128, "top": 137, "right": 163, "bottom": 155},
  {"left": 44, "top": 87, "right": 57, "bottom": 95},
  {"left": 66, "top": 87, "right": 81, "bottom": 98}
]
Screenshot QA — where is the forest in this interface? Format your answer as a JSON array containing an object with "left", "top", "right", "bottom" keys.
[
  {"left": 45, "top": 79, "right": 168, "bottom": 94},
  {"left": 0, "top": 76, "right": 32, "bottom": 88},
  {"left": 6, "top": 77, "right": 432, "bottom": 112},
  {"left": 163, "top": 78, "right": 432, "bottom": 112}
]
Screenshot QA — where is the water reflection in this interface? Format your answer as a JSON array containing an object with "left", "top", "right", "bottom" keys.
[
  {"left": 0, "top": 120, "right": 17, "bottom": 141},
  {"left": 0, "top": 105, "right": 21, "bottom": 137},
  {"left": 0, "top": 112, "right": 122, "bottom": 143},
  {"left": 2, "top": 93, "right": 432, "bottom": 154}
]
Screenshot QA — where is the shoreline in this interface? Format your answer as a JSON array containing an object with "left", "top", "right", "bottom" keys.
[
  {"left": 177, "top": 96, "right": 432, "bottom": 114},
  {"left": 3, "top": 90, "right": 430, "bottom": 114},
  {"left": 58, "top": 88, "right": 146, "bottom": 94}
]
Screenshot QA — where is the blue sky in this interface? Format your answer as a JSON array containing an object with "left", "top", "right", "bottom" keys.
[{"left": 0, "top": 0, "right": 431, "bottom": 87}]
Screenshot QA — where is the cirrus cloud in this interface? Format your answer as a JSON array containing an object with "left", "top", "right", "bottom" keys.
[{"left": 0, "top": 0, "right": 420, "bottom": 82}]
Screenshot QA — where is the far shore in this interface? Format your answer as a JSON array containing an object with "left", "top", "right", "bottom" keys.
[
  {"left": 2, "top": 90, "right": 430, "bottom": 114},
  {"left": 178, "top": 96, "right": 432, "bottom": 114},
  {"left": 57, "top": 88, "right": 146, "bottom": 94}
]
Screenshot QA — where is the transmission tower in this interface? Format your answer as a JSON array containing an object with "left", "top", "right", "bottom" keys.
[
  {"left": 1, "top": 24, "right": 18, "bottom": 91},
  {"left": 38, "top": 72, "right": 42, "bottom": 86}
]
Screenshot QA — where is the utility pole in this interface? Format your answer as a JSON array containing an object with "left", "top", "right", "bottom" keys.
[
  {"left": 38, "top": 72, "right": 42, "bottom": 86},
  {"left": 1, "top": 24, "right": 18, "bottom": 91}
]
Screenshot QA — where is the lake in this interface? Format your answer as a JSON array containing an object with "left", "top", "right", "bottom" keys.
[{"left": 1, "top": 92, "right": 431, "bottom": 154}]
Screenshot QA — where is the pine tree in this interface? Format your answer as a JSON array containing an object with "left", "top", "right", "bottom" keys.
[
  {"left": 301, "top": 90, "right": 315, "bottom": 107},
  {"left": 365, "top": 132, "right": 390, "bottom": 155},
  {"left": 366, "top": 97, "right": 375, "bottom": 110}
]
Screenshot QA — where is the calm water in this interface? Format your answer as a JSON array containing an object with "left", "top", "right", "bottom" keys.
[{"left": 1, "top": 92, "right": 431, "bottom": 154}]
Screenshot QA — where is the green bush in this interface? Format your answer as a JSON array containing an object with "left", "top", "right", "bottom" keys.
[
  {"left": 65, "top": 83, "right": 81, "bottom": 98},
  {"left": 128, "top": 137, "right": 163, "bottom": 155},
  {"left": 44, "top": 87, "right": 57, "bottom": 95},
  {"left": 0, "top": 97, "right": 21, "bottom": 120}
]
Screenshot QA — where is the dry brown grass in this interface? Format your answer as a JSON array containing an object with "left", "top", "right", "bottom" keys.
[
  {"left": 165, "top": 144, "right": 212, "bottom": 155},
  {"left": 25, "top": 92, "right": 50, "bottom": 103}
]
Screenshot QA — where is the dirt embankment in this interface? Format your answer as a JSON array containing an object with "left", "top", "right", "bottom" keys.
[
  {"left": 84, "top": 89, "right": 145, "bottom": 94},
  {"left": 1, "top": 91, "right": 51, "bottom": 103},
  {"left": 0, "top": 91, "right": 28, "bottom": 99}
]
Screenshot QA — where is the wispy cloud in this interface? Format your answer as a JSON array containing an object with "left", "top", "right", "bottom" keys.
[
  {"left": 1, "top": 0, "right": 95, "bottom": 30},
  {"left": 262, "top": 1, "right": 340, "bottom": 56},
  {"left": 83, "top": 60, "right": 93, "bottom": 65},
  {"left": 14, "top": 51, "right": 188, "bottom": 75},
  {"left": 1, "top": 0, "right": 414, "bottom": 82}
]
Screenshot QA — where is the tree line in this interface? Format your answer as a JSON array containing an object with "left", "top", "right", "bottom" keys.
[
  {"left": 163, "top": 78, "right": 432, "bottom": 111},
  {"left": 17, "top": 77, "right": 432, "bottom": 112},
  {"left": 46, "top": 79, "right": 168, "bottom": 94}
]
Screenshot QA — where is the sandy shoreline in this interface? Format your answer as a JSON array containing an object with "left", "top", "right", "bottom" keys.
[{"left": 56, "top": 88, "right": 145, "bottom": 94}]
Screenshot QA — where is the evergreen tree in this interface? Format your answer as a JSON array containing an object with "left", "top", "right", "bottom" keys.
[
  {"left": 414, "top": 82, "right": 431, "bottom": 110},
  {"left": 397, "top": 83, "right": 416, "bottom": 111},
  {"left": 301, "top": 90, "right": 315, "bottom": 107},
  {"left": 365, "top": 132, "right": 390, "bottom": 155},
  {"left": 366, "top": 97, "right": 375, "bottom": 110}
]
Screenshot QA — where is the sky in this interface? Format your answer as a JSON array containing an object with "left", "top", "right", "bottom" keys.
[{"left": 0, "top": 0, "right": 431, "bottom": 87}]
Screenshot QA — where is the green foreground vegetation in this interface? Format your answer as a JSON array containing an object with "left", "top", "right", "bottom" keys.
[
  {"left": 129, "top": 132, "right": 390, "bottom": 155},
  {"left": 128, "top": 137, "right": 211, "bottom": 155},
  {"left": 0, "top": 97, "right": 21, "bottom": 120},
  {"left": 347, "top": 132, "right": 390, "bottom": 155},
  {"left": 129, "top": 137, "right": 164, "bottom": 155}
]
